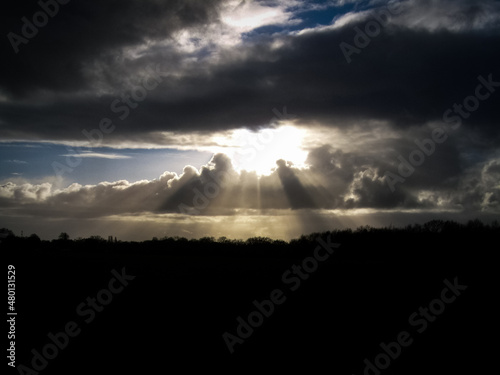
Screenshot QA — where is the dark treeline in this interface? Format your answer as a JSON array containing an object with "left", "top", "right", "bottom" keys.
[
  {"left": 2, "top": 219, "right": 498, "bottom": 260},
  {"left": 3, "top": 219, "right": 497, "bottom": 374}
]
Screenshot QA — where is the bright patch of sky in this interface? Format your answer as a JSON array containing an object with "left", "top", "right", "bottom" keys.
[
  {"left": 241, "top": 0, "right": 367, "bottom": 38},
  {"left": 0, "top": 143, "right": 212, "bottom": 185}
]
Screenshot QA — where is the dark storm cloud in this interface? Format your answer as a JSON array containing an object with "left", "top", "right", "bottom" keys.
[
  {"left": 1, "top": 0, "right": 499, "bottom": 144},
  {"left": 0, "top": 0, "right": 225, "bottom": 97}
]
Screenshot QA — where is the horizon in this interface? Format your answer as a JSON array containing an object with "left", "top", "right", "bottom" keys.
[{"left": 2, "top": 216, "right": 498, "bottom": 242}]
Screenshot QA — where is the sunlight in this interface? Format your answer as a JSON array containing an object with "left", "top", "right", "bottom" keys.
[
  {"left": 229, "top": 125, "right": 309, "bottom": 175},
  {"left": 221, "top": 0, "right": 290, "bottom": 33}
]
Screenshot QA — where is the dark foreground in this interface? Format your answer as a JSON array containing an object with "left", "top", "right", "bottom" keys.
[{"left": 4, "top": 220, "right": 497, "bottom": 374}]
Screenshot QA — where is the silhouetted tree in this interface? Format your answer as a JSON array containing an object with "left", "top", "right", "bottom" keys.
[
  {"left": 199, "top": 236, "right": 215, "bottom": 243},
  {"left": 424, "top": 220, "right": 445, "bottom": 233},
  {"left": 0, "top": 228, "right": 14, "bottom": 238},
  {"left": 246, "top": 237, "right": 273, "bottom": 245},
  {"left": 89, "top": 235, "right": 105, "bottom": 242},
  {"left": 28, "top": 233, "right": 41, "bottom": 242},
  {"left": 467, "top": 218, "right": 485, "bottom": 230},
  {"left": 58, "top": 232, "right": 70, "bottom": 241}
]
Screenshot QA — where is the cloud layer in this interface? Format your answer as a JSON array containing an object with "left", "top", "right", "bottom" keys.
[
  {"left": 1, "top": 0, "right": 499, "bottom": 144},
  {"left": 2, "top": 149, "right": 498, "bottom": 219}
]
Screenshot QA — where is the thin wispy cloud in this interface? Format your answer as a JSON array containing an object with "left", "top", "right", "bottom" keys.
[
  {"left": 59, "top": 152, "right": 132, "bottom": 160},
  {"left": 4, "top": 159, "right": 28, "bottom": 164}
]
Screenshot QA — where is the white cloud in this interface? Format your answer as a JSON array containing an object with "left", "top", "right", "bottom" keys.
[
  {"left": 5, "top": 159, "right": 28, "bottom": 164},
  {"left": 221, "top": 0, "right": 294, "bottom": 33},
  {"left": 59, "top": 152, "right": 132, "bottom": 160},
  {"left": 1, "top": 146, "right": 497, "bottom": 218},
  {"left": 0, "top": 181, "right": 52, "bottom": 200}
]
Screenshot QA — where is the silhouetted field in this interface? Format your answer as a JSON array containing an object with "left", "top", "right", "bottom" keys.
[{"left": 3, "top": 220, "right": 497, "bottom": 374}]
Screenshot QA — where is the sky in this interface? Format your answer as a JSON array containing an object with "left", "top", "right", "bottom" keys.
[{"left": 1, "top": 0, "right": 500, "bottom": 240}]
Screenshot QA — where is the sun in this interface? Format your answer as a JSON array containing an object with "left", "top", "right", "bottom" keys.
[{"left": 229, "top": 125, "right": 308, "bottom": 175}]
